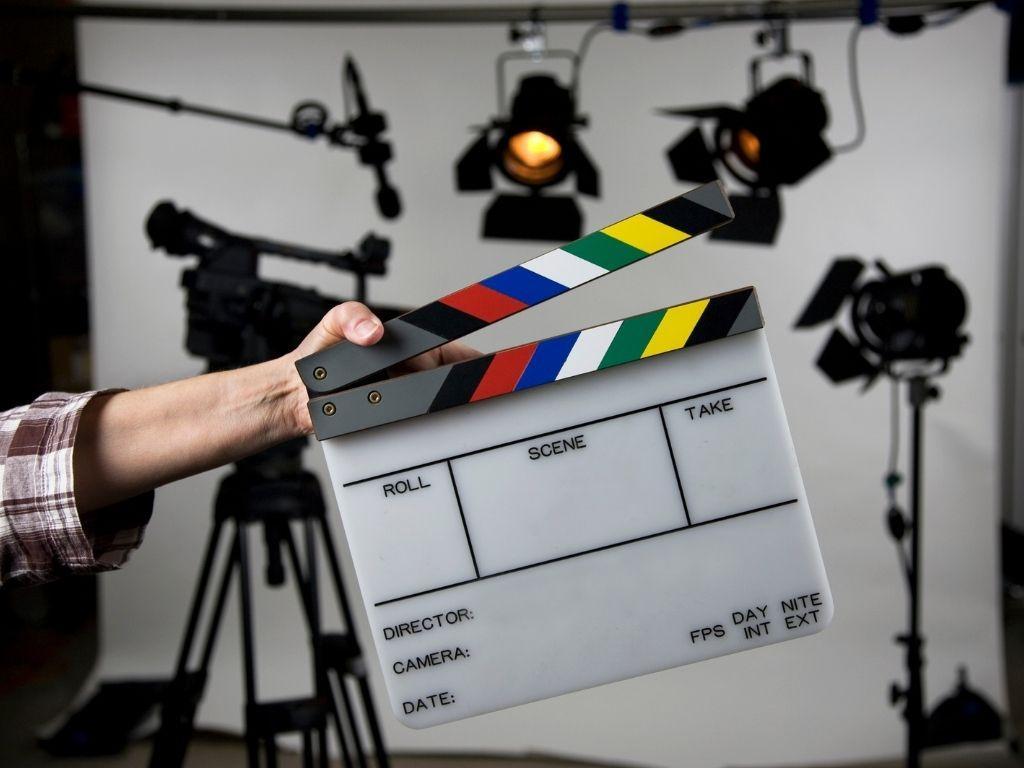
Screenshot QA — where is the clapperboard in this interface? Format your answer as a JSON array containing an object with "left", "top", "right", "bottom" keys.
[{"left": 297, "top": 181, "right": 833, "bottom": 728}]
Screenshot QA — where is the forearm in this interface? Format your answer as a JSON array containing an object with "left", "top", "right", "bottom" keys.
[
  {"left": 73, "top": 354, "right": 306, "bottom": 513},
  {"left": 68, "top": 301, "right": 475, "bottom": 516}
]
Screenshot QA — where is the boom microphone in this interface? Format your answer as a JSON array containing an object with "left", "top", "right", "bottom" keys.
[
  {"left": 343, "top": 56, "right": 402, "bottom": 219},
  {"left": 375, "top": 173, "right": 402, "bottom": 220}
]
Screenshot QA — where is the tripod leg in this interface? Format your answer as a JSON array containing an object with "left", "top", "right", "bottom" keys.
[
  {"left": 281, "top": 525, "right": 318, "bottom": 648},
  {"left": 303, "top": 520, "right": 324, "bottom": 690},
  {"left": 317, "top": 726, "right": 328, "bottom": 768},
  {"left": 175, "top": 518, "right": 226, "bottom": 674},
  {"left": 336, "top": 676, "right": 369, "bottom": 768},
  {"left": 308, "top": 521, "right": 366, "bottom": 768},
  {"left": 150, "top": 518, "right": 227, "bottom": 768},
  {"left": 236, "top": 521, "right": 261, "bottom": 768},
  {"left": 281, "top": 524, "right": 333, "bottom": 768},
  {"left": 327, "top": 675, "right": 357, "bottom": 768},
  {"left": 319, "top": 517, "right": 389, "bottom": 768},
  {"left": 302, "top": 730, "right": 315, "bottom": 768},
  {"left": 317, "top": 517, "right": 358, "bottom": 631},
  {"left": 289, "top": 531, "right": 356, "bottom": 768},
  {"left": 355, "top": 674, "right": 389, "bottom": 768},
  {"left": 304, "top": 520, "right": 321, "bottom": 630},
  {"left": 197, "top": 540, "right": 239, "bottom": 672},
  {"left": 317, "top": 516, "right": 389, "bottom": 768}
]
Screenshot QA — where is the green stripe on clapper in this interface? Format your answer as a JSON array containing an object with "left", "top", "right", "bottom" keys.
[
  {"left": 564, "top": 232, "right": 647, "bottom": 271},
  {"left": 600, "top": 309, "right": 667, "bottom": 368}
]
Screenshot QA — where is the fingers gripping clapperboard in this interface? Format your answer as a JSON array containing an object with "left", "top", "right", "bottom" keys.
[{"left": 297, "top": 181, "right": 833, "bottom": 728}]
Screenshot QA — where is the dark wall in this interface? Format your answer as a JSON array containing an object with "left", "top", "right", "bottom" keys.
[{"left": 1, "top": 9, "right": 90, "bottom": 410}]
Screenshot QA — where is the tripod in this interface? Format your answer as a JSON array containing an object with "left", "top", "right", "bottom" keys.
[
  {"left": 150, "top": 439, "right": 389, "bottom": 768},
  {"left": 888, "top": 375, "right": 939, "bottom": 768}
]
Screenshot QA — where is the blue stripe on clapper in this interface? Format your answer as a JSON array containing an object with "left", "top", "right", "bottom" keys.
[
  {"left": 482, "top": 266, "right": 568, "bottom": 306},
  {"left": 516, "top": 332, "right": 581, "bottom": 391}
]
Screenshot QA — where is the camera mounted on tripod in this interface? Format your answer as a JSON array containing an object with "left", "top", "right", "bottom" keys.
[
  {"left": 145, "top": 200, "right": 394, "bottom": 766},
  {"left": 146, "top": 200, "right": 400, "bottom": 372}
]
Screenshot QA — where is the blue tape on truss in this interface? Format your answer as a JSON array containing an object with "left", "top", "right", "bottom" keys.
[
  {"left": 612, "top": 2, "right": 630, "bottom": 31},
  {"left": 858, "top": 0, "right": 878, "bottom": 25}
]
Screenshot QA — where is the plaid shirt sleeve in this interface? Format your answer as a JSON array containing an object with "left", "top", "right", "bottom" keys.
[{"left": 0, "top": 391, "right": 153, "bottom": 587}]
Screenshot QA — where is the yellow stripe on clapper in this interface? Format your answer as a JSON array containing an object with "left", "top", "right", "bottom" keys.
[
  {"left": 602, "top": 214, "right": 690, "bottom": 254},
  {"left": 642, "top": 299, "right": 709, "bottom": 357}
]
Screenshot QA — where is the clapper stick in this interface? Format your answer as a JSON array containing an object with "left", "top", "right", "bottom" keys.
[
  {"left": 309, "top": 287, "right": 762, "bottom": 439},
  {"left": 296, "top": 180, "right": 734, "bottom": 397}
]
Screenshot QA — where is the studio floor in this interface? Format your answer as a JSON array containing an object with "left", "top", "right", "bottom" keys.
[
  {"left": 1, "top": 735, "right": 1020, "bottom": 768},
  {"left": 2, "top": 590, "right": 1023, "bottom": 768}
]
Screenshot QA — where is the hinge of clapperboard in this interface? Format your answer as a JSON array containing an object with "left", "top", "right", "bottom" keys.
[{"left": 297, "top": 180, "right": 764, "bottom": 440}]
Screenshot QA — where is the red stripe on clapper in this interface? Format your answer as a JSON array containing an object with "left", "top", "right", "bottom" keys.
[
  {"left": 439, "top": 283, "right": 527, "bottom": 323},
  {"left": 471, "top": 344, "right": 537, "bottom": 402}
]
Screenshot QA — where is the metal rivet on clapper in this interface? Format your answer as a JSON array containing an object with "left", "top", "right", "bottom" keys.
[
  {"left": 322, "top": 402, "right": 336, "bottom": 416},
  {"left": 313, "top": 367, "right": 327, "bottom": 381},
  {"left": 368, "top": 390, "right": 382, "bottom": 405}
]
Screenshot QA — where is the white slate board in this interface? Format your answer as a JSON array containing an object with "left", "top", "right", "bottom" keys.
[{"left": 321, "top": 327, "right": 832, "bottom": 728}]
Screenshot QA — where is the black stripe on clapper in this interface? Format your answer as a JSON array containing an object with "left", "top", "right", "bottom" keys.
[
  {"left": 686, "top": 289, "right": 754, "bottom": 347},
  {"left": 644, "top": 194, "right": 731, "bottom": 235},
  {"left": 429, "top": 354, "right": 494, "bottom": 412},
  {"left": 402, "top": 301, "right": 489, "bottom": 340}
]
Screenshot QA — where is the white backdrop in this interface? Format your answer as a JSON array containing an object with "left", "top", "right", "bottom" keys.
[{"left": 78, "top": 5, "right": 1008, "bottom": 766}]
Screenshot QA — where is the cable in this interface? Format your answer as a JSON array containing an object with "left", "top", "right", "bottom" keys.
[
  {"left": 571, "top": 22, "right": 611, "bottom": 94},
  {"left": 884, "top": 375, "right": 913, "bottom": 585},
  {"left": 922, "top": 3, "right": 976, "bottom": 27},
  {"left": 571, "top": 19, "right": 648, "bottom": 96},
  {"left": 577, "top": 21, "right": 610, "bottom": 67},
  {"left": 886, "top": 375, "right": 901, "bottom": 483},
  {"left": 832, "top": 22, "right": 867, "bottom": 154}
]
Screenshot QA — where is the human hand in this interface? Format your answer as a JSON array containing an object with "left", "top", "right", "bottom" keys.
[{"left": 284, "top": 302, "right": 478, "bottom": 435}]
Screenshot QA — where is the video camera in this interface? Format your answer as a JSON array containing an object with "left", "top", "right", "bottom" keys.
[{"left": 146, "top": 201, "right": 404, "bottom": 371}]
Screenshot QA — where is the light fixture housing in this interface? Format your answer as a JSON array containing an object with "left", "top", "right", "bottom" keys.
[
  {"left": 660, "top": 56, "right": 834, "bottom": 245},
  {"left": 794, "top": 257, "right": 969, "bottom": 387},
  {"left": 456, "top": 73, "right": 599, "bottom": 241},
  {"left": 711, "top": 77, "right": 832, "bottom": 189}
]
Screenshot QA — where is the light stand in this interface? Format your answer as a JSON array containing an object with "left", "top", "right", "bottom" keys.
[
  {"left": 889, "top": 375, "right": 940, "bottom": 768},
  {"left": 792, "top": 257, "right": 996, "bottom": 766}
]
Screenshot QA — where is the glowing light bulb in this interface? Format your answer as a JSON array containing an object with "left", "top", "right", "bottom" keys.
[
  {"left": 502, "top": 130, "right": 565, "bottom": 186},
  {"left": 734, "top": 128, "right": 761, "bottom": 168},
  {"left": 508, "top": 131, "right": 562, "bottom": 167}
]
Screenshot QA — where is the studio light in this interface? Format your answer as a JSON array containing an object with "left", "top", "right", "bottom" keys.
[
  {"left": 794, "top": 256, "right": 985, "bottom": 768},
  {"left": 660, "top": 27, "right": 838, "bottom": 244},
  {"left": 794, "top": 256, "right": 968, "bottom": 387},
  {"left": 456, "top": 70, "right": 599, "bottom": 241}
]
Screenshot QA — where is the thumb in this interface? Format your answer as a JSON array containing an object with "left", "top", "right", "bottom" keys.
[{"left": 294, "top": 302, "right": 383, "bottom": 358}]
